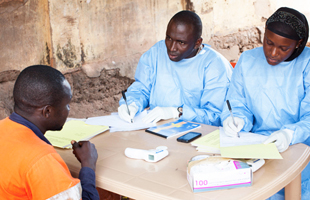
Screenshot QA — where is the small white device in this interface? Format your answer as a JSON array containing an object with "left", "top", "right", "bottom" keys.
[
  {"left": 124, "top": 146, "right": 169, "bottom": 162},
  {"left": 245, "top": 159, "right": 265, "bottom": 172}
]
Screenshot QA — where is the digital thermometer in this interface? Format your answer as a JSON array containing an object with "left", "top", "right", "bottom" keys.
[{"left": 124, "top": 146, "right": 169, "bottom": 162}]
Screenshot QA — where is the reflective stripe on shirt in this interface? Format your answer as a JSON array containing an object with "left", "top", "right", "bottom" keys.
[{"left": 47, "top": 182, "right": 82, "bottom": 200}]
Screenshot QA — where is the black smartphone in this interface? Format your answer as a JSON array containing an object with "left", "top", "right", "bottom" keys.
[{"left": 177, "top": 132, "right": 202, "bottom": 143}]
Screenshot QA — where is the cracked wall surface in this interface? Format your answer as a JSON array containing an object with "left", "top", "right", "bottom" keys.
[
  {"left": 0, "top": 0, "right": 310, "bottom": 119},
  {"left": 209, "top": 27, "right": 264, "bottom": 63},
  {"left": 0, "top": 68, "right": 134, "bottom": 119},
  {"left": 0, "top": 0, "right": 52, "bottom": 72}
]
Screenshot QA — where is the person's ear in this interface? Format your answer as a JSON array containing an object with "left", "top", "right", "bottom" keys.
[
  {"left": 41, "top": 105, "right": 53, "bottom": 119},
  {"left": 296, "top": 39, "right": 303, "bottom": 48},
  {"left": 194, "top": 37, "right": 203, "bottom": 49}
]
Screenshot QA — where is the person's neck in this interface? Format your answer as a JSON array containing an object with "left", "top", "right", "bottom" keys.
[{"left": 14, "top": 109, "right": 47, "bottom": 134}]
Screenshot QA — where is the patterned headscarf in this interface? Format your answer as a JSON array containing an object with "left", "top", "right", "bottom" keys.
[{"left": 266, "top": 7, "right": 309, "bottom": 61}]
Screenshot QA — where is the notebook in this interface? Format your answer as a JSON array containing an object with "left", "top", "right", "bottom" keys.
[{"left": 145, "top": 119, "right": 201, "bottom": 139}]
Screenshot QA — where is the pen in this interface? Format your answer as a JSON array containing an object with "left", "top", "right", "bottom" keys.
[
  {"left": 226, "top": 100, "right": 240, "bottom": 138},
  {"left": 122, "top": 91, "right": 133, "bottom": 123}
]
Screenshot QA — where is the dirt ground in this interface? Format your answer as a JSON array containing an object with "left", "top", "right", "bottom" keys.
[{"left": 0, "top": 68, "right": 134, "bottom": 120}]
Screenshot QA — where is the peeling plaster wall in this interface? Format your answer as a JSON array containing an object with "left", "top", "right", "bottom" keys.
[
  {"left": 0, "top": 0, "right": 52, "bottom": 73},
  {"left": 1, "top": 0, "right": 310, "bottom": 119},
  {"left": 56, "top": 0, "right": 183, "bottom": 78},
  {"left": 2, "top": 0, "right": 310, "bottom": 74}
]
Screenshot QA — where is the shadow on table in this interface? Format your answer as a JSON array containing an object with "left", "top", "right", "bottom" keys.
[{"left": 97, "top": 188, "right": 134, "bottom": 200}]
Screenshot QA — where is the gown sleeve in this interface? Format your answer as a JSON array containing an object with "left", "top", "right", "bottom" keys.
[
  {"left": 220, "top": 53, "right": 255, "bottom": 131},
  {"left": 119, "top": 47, "right": 156, "bottom": 113},
  {"left": 282, "top": 59, "right": 310, "bottom": 144},
  {"left": 182, "top": 55, "right": 232, "bottom": 126}
]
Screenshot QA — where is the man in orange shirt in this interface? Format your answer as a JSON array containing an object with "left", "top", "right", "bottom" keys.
[{"left": 0, "top": 65, "right": 99, "bottom": 199}]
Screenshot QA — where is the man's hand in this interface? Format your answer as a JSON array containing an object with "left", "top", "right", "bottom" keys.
[
  {"left": 71, "top": 140, "right": 98, "bottom": 172},
  {"left": 222, "top": 116, "right": 245, "bottom": 137},
  {"left": 118, "top": 103, "right": 139, "bottom": 123},
  {"left": 142, "top": 107, "right": 179, "bottom": 123},
  {"left": 263, "top": 129, "right": 294, "bottom": 152}
]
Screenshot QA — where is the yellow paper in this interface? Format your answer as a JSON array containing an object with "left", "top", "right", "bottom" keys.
[
  {"left": 220, "top": 143, "right": 283, "bottom": 159},
  {"left": 45, "top": 120, "right": 109, "bottom": 148},
  {"left": 191, "top": 129, "right": 220, "bottom": 148}
]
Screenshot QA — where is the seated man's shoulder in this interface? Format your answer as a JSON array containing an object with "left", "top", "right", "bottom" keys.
[
  {"left": 200, "top": 45, "right": 227, "bottom": 60},
  {"left": 199, "top": 45, "right": 231, "bottom": 66},
  {"left": 151, "top": 40, "right": 166, "bottom": 50},
  {"left": 238, "top": 47, "right": 264, "bottom": 63}
]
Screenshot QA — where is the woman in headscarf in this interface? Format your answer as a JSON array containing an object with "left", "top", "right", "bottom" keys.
[{"left": 221, "top": 7, "right": 310, "bottom": 199}]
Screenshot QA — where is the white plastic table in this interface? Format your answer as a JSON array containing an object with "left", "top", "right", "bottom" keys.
[{"left": 56, "top": 122, "right": 310, "bottom": 200}]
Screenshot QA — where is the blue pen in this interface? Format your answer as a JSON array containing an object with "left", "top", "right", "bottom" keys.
[
  {"left": 122, "top": 91, "right": 133, "bottom": 123},
  {"left": 226, "top": 100, "right": 240, "bottom": 138}
]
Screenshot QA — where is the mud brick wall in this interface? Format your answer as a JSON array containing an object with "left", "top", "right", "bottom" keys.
[
  {"left": 0, "top": 0, "right": 309, "bottom": 119},
  {"left": 64, "top": 68, "right": 134, "bottom": 118},
  {"left": 0, "top": 68, "right": 134, "bottom": 119}
]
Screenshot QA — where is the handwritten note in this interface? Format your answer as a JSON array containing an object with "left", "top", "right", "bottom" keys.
[{"left": 219, "top": 127, "right": 269, "bottom": 147}]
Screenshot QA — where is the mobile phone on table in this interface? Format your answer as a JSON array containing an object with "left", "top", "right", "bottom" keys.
[{"left": 177, "top": 132, "right": 202, "bottom": 143}]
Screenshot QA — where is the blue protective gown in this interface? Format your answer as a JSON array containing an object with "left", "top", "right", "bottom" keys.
[
  {"left": 120, "top": 40, "right": 232, "bottom": 126},
  {"left": 221, "top": 46, "right": 310, "bottom": 199}
]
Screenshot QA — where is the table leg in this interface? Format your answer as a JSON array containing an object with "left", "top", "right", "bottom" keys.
[{"left": 285, "top": 174, "right": 301, "bottom": 200}]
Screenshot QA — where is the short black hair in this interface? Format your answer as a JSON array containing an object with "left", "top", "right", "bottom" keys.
[
  {"left": 13, "top": 65, "right": 66, "bottom": 113},
  {"left": 169, "top": 10, "right": 202, "bottom": 40}
]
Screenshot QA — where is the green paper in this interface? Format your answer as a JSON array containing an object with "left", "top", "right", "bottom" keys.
[
  {"left": 220, "top": 143, "right": 283, "bottom": 159},
  {"left": 191, "top": 129, "right": 220, "bottom": 148},
  {"left": 45, "top": 120, "right": 109, "bottom": 148}
]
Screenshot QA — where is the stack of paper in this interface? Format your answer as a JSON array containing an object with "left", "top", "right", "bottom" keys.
[
  {"left": 191, "top": 129, "right": 220, "bottom": 154},
  {"left": 219, "top": 127, "right": 282, "bottom": 159},
  {"left": 191, "top": 128, "right": 283, "bottom": 159},
  {"left": 85, "top": 110, "right": 156, "bottom": 132},
  {"left": 45, "top": 120, "right": 109, "bottom": 148}
]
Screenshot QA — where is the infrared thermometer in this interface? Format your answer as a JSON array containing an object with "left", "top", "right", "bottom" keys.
[{"left": 124, "top": 146, "right": 169, "bottom": 162}]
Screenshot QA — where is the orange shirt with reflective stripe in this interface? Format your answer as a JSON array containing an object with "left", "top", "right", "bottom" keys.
[{"left": 0, "top": 117, "right": 80, "bottom": 199}]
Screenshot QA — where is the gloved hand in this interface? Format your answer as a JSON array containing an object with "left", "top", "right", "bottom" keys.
[
  {"left": 142, "top": 107, "right": 179, "bottom": 123},
  {"left": 118, "top": 102, "right": 139, "bottom": 123},
  {"left": 263, "top": 129, "right": 294, "bottom": 152},
  {"left": 222, "top": 116, "right": 245, "bottom": 137}
]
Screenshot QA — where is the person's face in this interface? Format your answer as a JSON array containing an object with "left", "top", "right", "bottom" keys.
[
  {"left": 165, "top": 20, "right": 201, "bottom": 62},
  {"left": 263, "top": 29, "right": 301, "bottom": 65},
  {"left": 49, "top": 80, "right": 72, "bottom": 131}
]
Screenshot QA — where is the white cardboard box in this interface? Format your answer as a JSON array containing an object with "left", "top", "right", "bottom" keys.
[{"left": 187, "top": 157, "right": 252, "bottom": 192}]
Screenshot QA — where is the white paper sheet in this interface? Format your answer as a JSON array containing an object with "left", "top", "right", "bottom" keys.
[
  {"left": 85, "top": 110, "right": 156, "bottom": 132},
  {"left": 219, "top": 127, "right": 268, "bottom": 147}
]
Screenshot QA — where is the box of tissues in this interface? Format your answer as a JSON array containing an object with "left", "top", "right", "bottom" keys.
[{"left": 187, "top": 156, "right": 252, "bottom": 192}]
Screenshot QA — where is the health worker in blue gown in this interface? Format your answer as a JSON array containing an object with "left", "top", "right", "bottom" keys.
[
  {"left": 118, "top": 10, "right": 232, "bottom": 125},
  {"left": 221, "top": 7, "right": 310, "bottom": 200}
]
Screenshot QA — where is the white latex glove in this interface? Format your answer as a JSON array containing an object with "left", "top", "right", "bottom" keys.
[
  {"left": 118, "top": 102, "right": 139, "bottom": 123},
  {"left": 142, "top": 107, "right": 179, "bottom": 124},
  {"left": 222, "top": 116, "right": 245, "bottom": 137},
  {"left": 263, "top": 129, "right": 294, "bottom": 153}
]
